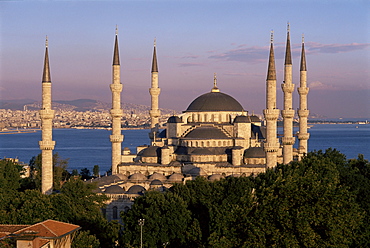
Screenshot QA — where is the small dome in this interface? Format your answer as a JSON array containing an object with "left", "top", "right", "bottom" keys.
[
  {"left": 127, "top": 185, "right": 146, "bottom": 194},
  {"left": 244, "top": 147, "right": 265, "bottom": 158},
  {"left": 104, "top": 185, "right": 125, "bottom": 194},
  {"left": 250, "top": 115, "right": 261, "bottom": 122},
  {"left": 234, "top": 115, "right": 250, "bottom": 123},
  {"left": 129, "top": 173, "right": 147, "bottom": 181},
  {"left": 167, "top": 116, "right": 182, "bottom": 123},
  {"left": 116, "top": 174, "right": 128, "bottom": 181},
  {"left": 149, "top": 173, "right": 167, "bottom": 181},
  {"left": 185, "top": 91, "right": 244, "bottom": 112},
  {"left": 138, "top": 146, "right": 160, "bottom": 157},
  {"left": 208, "top": 174, "right": 223, "bottom": 181},
  {"left": 168, "top": 173, "right": 184, "bottom": 182},
  {"left": 185, "top": 127, "right": 229, "bottom": 139},
  {"left": 150, "top": 179, "right": 163, "bottom": 186}
]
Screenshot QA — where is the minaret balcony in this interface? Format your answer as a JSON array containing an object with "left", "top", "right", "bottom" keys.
[
  {"left": 298, "top": 132, "right": 310, "bottom": 140},
  {"left": 110, "top": 134, "right": 123, "bottom": 143},
  {"left": 298, "top": 87, "right": 309, "bottom": 95},
  {"left": 39, "top": 140, "right": 55, "bottom": 150},
  {"left": 281, "top": 83, "right": 295, "bottom": 93},
  {"left": 281, "top": 109, "right": 295, "bottom": 119},
  {"left": 263, "top": 142, "right": 279, "bottom": 152},
  {"left": 263, "top": 109, "right": 279, "bottom": 120},
  {"left": 110, "top": 84, "right": 123, "bottom": 92},
  {"left": 39, "top": 109, "right": 55, "bottom": 119},
  {"left": 282, "top": 136, "right": 295, "bottom": 145},
  {"left": 149, "top": 88, "right": 161, "bottom": 96},
  {"left": 110, "top": 109, "right": 123, "bottom": 117},
  {"left": 298, "top": 109, "right": 309, "bottom": 117},
  {"left": 149, "top": 109, "right": 161, "bottom": 118}
]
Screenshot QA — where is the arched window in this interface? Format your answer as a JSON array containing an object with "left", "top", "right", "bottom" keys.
[{"left": 113, "top": 206, "right": 118, "bottom": 219}]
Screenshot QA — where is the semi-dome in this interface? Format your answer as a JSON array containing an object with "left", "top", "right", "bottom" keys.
[
  {"left": 185, "top": 127, "right": 229, "bottom": 139},
  {"left": 127, "top": 185, "right": 146, "bottom": 194},
  {"left": 104, "top": 185, "right": 125, "bottom": 194},
  {"left": 244, "top": 147, "right": 265, "bottom": 158},
  {"left": 234, "top": 115, "right": 251, "bottom": 123},
  {"left": 167, "top": 116, "right": 182, "bottom": 123},
  {"left": 185, "top": 91, "right": 244, "bottom": 112}
]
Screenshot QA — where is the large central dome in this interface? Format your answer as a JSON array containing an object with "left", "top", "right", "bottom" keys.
[{"left": 185, "top": 91, "right": 244, "bottom": 112}]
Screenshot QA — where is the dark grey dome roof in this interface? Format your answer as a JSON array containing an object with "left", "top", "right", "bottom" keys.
[
  {"left": 104, "top": 185, "right": 125, "bottom": 194},
  {"left": 185, "top": 127, "right": 229, "bottom": 139},
  {"left": 127, "top": 185, "right": 146, "bottom": 194},
  {"left": 190, "top": 148, "right": 213, "bottom": 155},
  {"left": 234, "top": 115, "right": 250, "bottom": 123},
  {"left": 150, "top": 179, "right": 163, "bottom": 186},
  {"left": 250, "top": 115, "right": 261, "bottom": 122},
  {"left": 138, "top": 146, "right": 160, "bottom": 157},
  {"left": 168, "top": 173, "right": 184, "bottom": 182},
  {"left": 168, "top": 116, "right": 182, "bottom": 123},
  {"left": 185, "top": 91, "right": 244, "bottom": 112},
  {"left": 244, "top": 147, "right": 265, "bottom": 158}
]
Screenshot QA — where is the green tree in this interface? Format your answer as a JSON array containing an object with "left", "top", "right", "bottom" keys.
[
  {"left": 72, "top": 230, "right": 100, "bottom": 248},
  {"left": 93, "top": 165, "right": 100, "bottom": 177},
  {"left": 28, "top": 153, "right": 70, "bottom": 191},
  {"left": 0, "top": 159, "right": 23, "bottom": 192},
  {"left": 121, "top": 190, "right": 199, "bottom": 248},
  {"left": 80, "top": 168, "right": 91, "bottom": 180}
]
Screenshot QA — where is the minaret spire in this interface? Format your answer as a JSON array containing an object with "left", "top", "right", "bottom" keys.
[
  {"left": 113, "top": 26, "right": 120, "bottom": 66},
  {"left": 263, "top": 30, "right": 279, "bottom": 168},
  {"left": 151, "top": 38, "right": 158, "bottom": 73},
  {"left": 281, "top": 23, "right": 295, "bottom": 164},
  {"left": 267, "top": 30, "right": 276, "bottom": 81},
  {"left": 149, "top": 38, "right": 161, "bottom": 143},
  {"left": 42, "top": 36, "right": 51, "bottom": 83},
  {"left": 297, "top": 33, "right": 310, "bottom": 158},
  {"left": 39, "top": 36, "right": 55, "bottom": 194},
  {"left": 110, "top": 28, "right": 124, "bottom": 174}
]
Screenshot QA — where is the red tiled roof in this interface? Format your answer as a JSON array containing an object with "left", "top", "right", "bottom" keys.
[{"left": 14, "top": 220, "right": 80, "bottom": 238}]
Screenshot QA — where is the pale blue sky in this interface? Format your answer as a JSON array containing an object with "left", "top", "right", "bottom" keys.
[{"left": 1, "top": 0, "right": 369, "bottom": 118}]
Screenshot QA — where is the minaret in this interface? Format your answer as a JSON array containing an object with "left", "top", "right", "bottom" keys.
[
  {"left": 110, "top": 27, "right": 124, "bottom": 174},
  {"left": 149, "top": 38, "right": 161, "bottom": 144},
  {"left": 263, "top": 31, "right": 280, "bottom": 168},
  {"left": 39, "top": 36, "right": 55, "bottom": 195},
  {"left": 281, "top": 23, "right": 295, "bottom": 164},
  {"left": 297, "top": 34, "right": 310, "bottom": 157}
]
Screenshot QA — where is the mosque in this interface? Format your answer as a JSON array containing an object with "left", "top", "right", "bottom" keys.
[{"left": 39, "top": 26, "right": 309, "bottom": 220}]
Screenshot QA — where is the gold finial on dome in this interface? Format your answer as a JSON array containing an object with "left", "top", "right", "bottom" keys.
[{"left": 212, "top": 73, "right": 220, "bottom": 92}]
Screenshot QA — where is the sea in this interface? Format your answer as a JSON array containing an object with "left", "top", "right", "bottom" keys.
[{"left": 1, "top": 124, "right": 369, "bottom": 174}]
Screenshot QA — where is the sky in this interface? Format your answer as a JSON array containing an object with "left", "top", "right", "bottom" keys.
[{"left": 1, "top": 0, "right": 369, "bottom": 118}]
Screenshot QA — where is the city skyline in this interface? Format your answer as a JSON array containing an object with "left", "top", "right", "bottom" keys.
[{"left": 1, "top": 0, "right": 369, "bottom": 118}]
